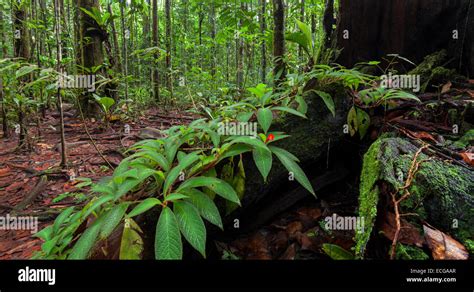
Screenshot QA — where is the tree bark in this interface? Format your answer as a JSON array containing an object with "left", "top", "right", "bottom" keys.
[
  {"left": 77, "top": 0, "right": 104, "bottom": 115},
  {"left": 152, "top": 0, "right": 160, "bottom": 102},
  {"left": 165, "top": 0, "right": 173, "bottom": 101},
  {"left": 0, "top": 8, "right": 8, "bottom": 138},
  {"left": 272, "top": 0, "right": 286, "bottom": 89},
  {"left": 259, "top": 0, "right": 267, "bottom": 83},
  {"left": 336, "top": 0, "right": 474, "bottom": 77}
]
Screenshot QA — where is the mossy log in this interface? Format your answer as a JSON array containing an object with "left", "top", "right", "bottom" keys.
[
  {"left": 221, "top": 82, "right": 352, "bottom": 233},
  {"left": 356, "top": 137, "right": 474, "bottom": 257}
]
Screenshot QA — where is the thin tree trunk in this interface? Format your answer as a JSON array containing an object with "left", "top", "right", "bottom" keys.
[
  {"left": 120, "top": 2, "right": 129, "bottom": 102},
  {"left": 209, "top": 1, "right": 217, "bottom": 79},
  {"left": 107, "top": 2, "right": 122, "bottom": 73},
  {"left": 54, "top": 0, "right": 67, "bottom": 167},
  {"left": 165, "top": 0, "right": 173, "bottom": 101},
  {"left": 323, "top": 0, "right": 334, "bottom": 48},
  {"left": 259, "top": 0, "right": 267, "bottom": 83},
  {"left": 77, "top": 0, "right": 104, "bottom": 116},
  {"left": 13, "top": 0, "right": 31, "bottom": 147},
  {"left": 0, "top": 8, "right": 8, "bottom": 138},
  {"left": 236, "top": 2, "right": 244, "bottom": 93},
  {"left": 272, "top": 0, "right": 286, "bottom": 89},
  {"left": 152, "top": 0, "right": 160, "bottom": 102}
]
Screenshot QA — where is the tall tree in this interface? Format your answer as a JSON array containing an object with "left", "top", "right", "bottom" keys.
[
  {"left": 259, "top": 0, "right": 267, "bottom": 83},
  {"left": 54, "top": 0, "right": 67, "bottom": 167},
  {"left": 13, "top": 0, "right": 31, "bottom": 146},
  {"left": 152, "top": 0, "right": 160, "bottom": 102},
  {"left": 119, "top": 1, "right": 129, "bottom": 101},
  {"left": 322, "top": 0, "right": 334, "bottom": 48},
  {"left": 272, "top": 0, "right": 286, "bottom": 89},
  {"left": 0, "top": 6, "right": 8, "bottom": 138},
  {"left": 107, "top": 1, "right": 122, "bottom": 73},
  {"left": 77, "top": 0, "right": 104, "bottom": 114},
  {"left": 236, "top": 1, "right": 245, "bottom": 92},
  {"left": 165, "top": 0, "right": 173, "bottom": 100}
]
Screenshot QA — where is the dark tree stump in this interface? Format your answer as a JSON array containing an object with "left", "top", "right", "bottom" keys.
[{"left": 336, "top": 0, "right": 474, "bottom": 76}]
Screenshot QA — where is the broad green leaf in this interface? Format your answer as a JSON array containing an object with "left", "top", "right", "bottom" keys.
[
  {"left": 296, "top": 20, "right": 313, "bottom": 51},
  {"left": 347, "top": 106, "right": 358, "bottom": 137},
  {"left": 68, "top": 218, "right": 104, "bottom": 259},
  {"left": 322, "top": 243, "right": 355, "bottom": 260},
  {"left": 163, "top": 152, "right": 200, "bottom": 194},
  {"left": 155, "top": 207, "right": 182, "bottom": 260},
  {"left": 15, "top": 64, "right": 37, "bottom": 79},
  {"left": 257, "top": 107, "right": 273, "bottom": 134},
  {"left": 236, "top": 111, "right": 253, "bottom": 123},
  {"left": 99, "top": 202, "right": 129, "bottom": 240},
  {"left": 315, "top": 90, "right": 335, "bottom": 117},
  {"left": 226, "top": 135, "right": 268, "bottom": 151},
  {"left": 119, "top": 218, "right": 143, "bottom": 260},
  {"left": 271, "top": 146, "right": 315, "bottom": 196},
  {"left": 272, "top": 106, "right": 307, "bottom": 118},
  {"left": 183, "top": 188, "right": 223, "bottom": 229},
  {"left": 252, "top": 146, "right": 272, "bottom": 182},
  {"left": 53, "top": 206, "right": 75, "bottom": 234},
  {"left": 219, "top": 143, "right": 252, "bottom": 161},
  {"left": 296, "top": 95, "right": 308, "bottom": 115},
  {"left": 165, "top": 193, "right": 189, "bottom": 202},
  {"left": 127, "top": 198, "right": 161, "bottom": 218},
  {"left": 227, "top": 158, "right": 246, "bottom": 215},
  {"left": 177, "top": 176, "right": 240, "bottom": 205},
  {"left": 174, "top": 201, "right": 207, "bottom": 258},
  {"left": 356, "top": 108, "right": 370, "bottom": 139},
  {"left": 268, "top": 145, "right": 300, "bottom": 162}
]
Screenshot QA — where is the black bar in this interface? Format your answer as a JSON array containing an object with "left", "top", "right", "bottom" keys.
[{"left": 0, "top": 260, "right": 472, "bottom": 290}]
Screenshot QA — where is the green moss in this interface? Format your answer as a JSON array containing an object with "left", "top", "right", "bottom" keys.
[
  {"left": 452, "top": 129, "right": 474, "bottom": 149},
  {"left": 355, "top": 139, "right": 383, "bottom": 258},
  {"left": 396, "top": 244, "right": 430, "bottom": 260},
  {"left": 356, "top": 137, "right": 474, "bottom": 258}
]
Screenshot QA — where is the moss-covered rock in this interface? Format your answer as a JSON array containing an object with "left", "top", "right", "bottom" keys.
[
  {"left": 408, "top": 50, "right": 465, "bottom": 92},
  {"left": 356, "top": 137, "right": 474, "bottom": 258}
]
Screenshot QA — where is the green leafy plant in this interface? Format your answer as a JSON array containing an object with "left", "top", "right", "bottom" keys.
[{"left": 34, "top": 93, "right": 315, "bottom": 260}]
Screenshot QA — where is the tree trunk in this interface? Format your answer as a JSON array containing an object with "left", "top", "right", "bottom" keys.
[
  {"left": 152, "top": 0, "right": 160, "bottom": 102},
  {"left": 0, "top": 8, "right": 8, "bottom": 138},
  {"left": 13, "top": 0, "right": 31, "bottom": 147},
  {"left": 54, "top": 0, "right": 68, "bottom": 167},
  {"left": 272, "top": 0, "right": 286, "bottom": 89},
  {"left": 322, "top": 0, "right": 334, "bottom": 48},
  {"left": 336, "top": 0, "right": 474, "bottom": 77},
  {"left": 259, "top": 0, "right": 267, "bottom": 83},
  {"left": 165, "top": 0, "right": 173, "bottom": 101},
  {"left": 77, "top": 0, "right": 104, "bottom": 115},
  {"left": 236, "top": 2, "right": 245, "bottom": 93},
  {"left": 107, "top": 2, "right": 122, "bottom": 73}
]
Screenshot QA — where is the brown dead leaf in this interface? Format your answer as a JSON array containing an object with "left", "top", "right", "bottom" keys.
[
  {"left": 5, "top": 181, "right": 24, "bottom": 193},
  {"left": 0, "top": 168, "right": 10, "bottom": 178},
  {"left": 468, "top": 90, "right": 474, "bottom": 98},
  {"left": 279, "top": 243, "right": 297, "bottom": 260},
  {"left": 441, "top": 81, "right": 452, "bottom": 94},
  {"left": 380, "top": 212, "right": 425, "bottom": 247},
  {"left": 423, "top": 225, "right": 468, "bottom": 260},
  {"left": 295, "top": 232, "right": 314, "bottom": 251},
  {"left": 286, "top": 221, "right": 303, "bottom": 238},
  {"left": 406, "top": 129, "right": 438, "bottom": 143},
  {"left": 459, "top": 152, "right": 474, "bottom": 166}
]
